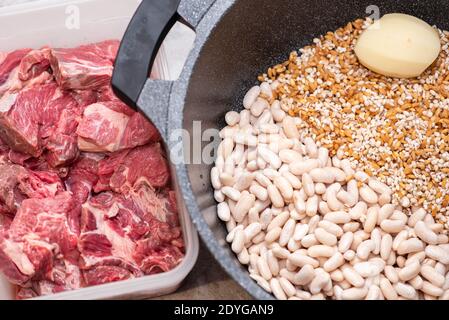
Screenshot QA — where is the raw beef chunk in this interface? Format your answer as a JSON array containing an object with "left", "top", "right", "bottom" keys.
[
  {"left": 0, "top": 83, "right": 59, "bottom": 156},
  {"left": 109, "top": 144, "right": 170, "bottom": 192},
  {"left": 0, "top": 49, "right": 31, "bottom": 86},
  {"left": 94, "top": 144, "right": 170, "bottom": 194},
  {"left": 49, "top": 40, "right": 119, "bottom": 90},
  {"left": 18, "top": 48, "right": 51, "bottom": 81},
  {"left": 0, "top": 193, "right": 78, "bottom": 285},
  {"left": 0, "top": 161, "right": 64, "bottom": 214},
  {"left": 77, "top": 101, "right": 160, "bottom": 153},
  {"left": 79, "top": 185, "right": 183, "bottom": 285}
]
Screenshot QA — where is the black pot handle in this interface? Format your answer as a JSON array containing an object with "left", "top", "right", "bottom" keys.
[{"left": 112, "top": 0, "right": 183, "bottom": 108}]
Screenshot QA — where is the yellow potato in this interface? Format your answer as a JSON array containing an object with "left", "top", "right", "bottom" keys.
[{"left": 354, "top": 13, "right": 441, "bottom": 78}]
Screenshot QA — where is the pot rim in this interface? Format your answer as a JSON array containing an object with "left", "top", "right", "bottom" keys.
[{"left": 167, "top": 0, "right": 274, "bottom": 300}]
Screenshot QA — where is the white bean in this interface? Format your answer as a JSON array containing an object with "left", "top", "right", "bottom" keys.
[
  {"left": 231, "top": 229, "right": 245, "bottom": 254},
  {"left": 380, "top": 277, "right": 398, "bottom": 300},
  {"left": 274, "top": 176, "right": 293, "bottom": 200},
  {"left": 366, "top": 285, "right": 381, "bottom": 300},
  {"left": 380, "top": 234, "right": 393, "bottom": 261},
  {"left": 397, "top": 238, "right": 425, "bottom": 255},
  {"left": 306, "top": 195, "right": 319, "bottom": 217},
  {"left": 217, "top": 202, "right": 231, "bottom": 222},
  {"left": 341, "top": 287, "right": 368, "bottom": 300},
  {"left": 384, "top": 265, "right": 399, "bottom": 284},
  {"left": 364, "top": 207, "right": 378, "bottom": 233},
  {"left": 399, "top": 261, "right": 421, "bottom": 282},
  {"left": 339, "top": 232, "right": 354, "bottom": 253},
  {"left": 243, "top": 86, "right": 260, "bottom": 109},
  {"left": 270, "top": 278, "right": 287, "bottom": 300},
  {"left": 349, "top": 202, "right": 367, "bottom": 220},
  {"left": 293, "top": 224, "right": 309, "bottom": 241},
  {"left": 288, "top": 252, "right": 319, "bottom": 268},
  {"left": 301, "top": 234, "right": 319, "bottom": 248},
  {"left": 414, "top": 221, "right": 438, "bottom": 245},
  {"left": 267, "top": 184, "right": 284, "bottom": 208},
  {"left": 281, "top": 171, "right": 302, "bottom": 189},
  {"left": 368, "top": 179, "right": 391, "bottom": 195},
  {"left": 394, "top": 282, "right": 417, "bottom": 299},
  {"left": 279, "top": 219, "right": 296, "bottom": 247},
  {"left": 221, "top": 186, "right": 241, "bottom": 202},
  {"left": 421, "top": 265, "right": 445, "bottom": 287},
  {"left": 378, "top": 204, "right": 395, "bottom": 224},
  {"left": 302, "top": 173, "right": 315, "bottom": 197},
  {"left": 324, "top": 211, "right": 351, "bottom": 224},
  {"left": 324, "top": 252, "right": 345, "bottom": 272},
  {"left": 359, "top": 185, "right": 378, "bottom": 204},
  {"left": 318, "top": 220, "right": 343, "bottom": 237},
  {"left": 250, "top": 274, "right": 272, "bottom": 293},
  {"left": 342, "top": 265, "right": 365, "bottom": 287},
  {"left": 380, "top": 219, "right": 405, "bottom": 234},
  {"left": 315, "top": 228, "right": 338, "bottom": 246},
  {"left": 309, "top": 168, "right": 335, "bottom": 184},
  {"left": 244, "top": 222, "right": 262, "bottom": 243},
  {"left": 408, "top": 208, "right": 427, "bottom": 227},
  {"left": 308, "top": 245, "right": 336, "bottom": 258},
  {"left": 421, "top": 281, "right": 444, "bottom": 297},
  {"left": 289, "top": 159, "right": 319, "bottom": 175},
  {"left": 267, "top": 251, "right": 280, "bottom": 276},
  {"left": 357, "top": 240, "right": 375, "bottom": 260},
  {"left": 233, "top": 192, "right": 256, "bottom": 222},
  {"left": 304, "top": 137, "right": 318, "bottom": 158},
  {"left": 282, "top": 116, "right": 300, "bottom": 140},
  {"left": 294, "top": 265, "right": 315, "bottom": 285},
  {"left": 279, "top": 277, "right": 296, "bottom": 297}
]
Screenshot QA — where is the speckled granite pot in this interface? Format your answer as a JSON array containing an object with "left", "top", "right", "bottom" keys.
[{"left": 113, "top": 0, "right": 449, "bottom": 300}]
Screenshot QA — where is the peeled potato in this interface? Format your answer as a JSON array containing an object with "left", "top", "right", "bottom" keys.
[{"left": 354, "top": 13, "right": 441, "bottom": 78}]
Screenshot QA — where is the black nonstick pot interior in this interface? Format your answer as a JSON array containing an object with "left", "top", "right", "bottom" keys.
[{"left": 180, "top": 0, "right": 449, "bottom": 299}]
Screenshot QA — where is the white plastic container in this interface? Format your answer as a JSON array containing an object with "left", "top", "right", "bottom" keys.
[{"left": 0, "top": 0, "right": 199, "bottom": 300}]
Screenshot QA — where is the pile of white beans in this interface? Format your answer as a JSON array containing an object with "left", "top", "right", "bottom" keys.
[{"left": 211, "top": 83, "right": 449, "bottom": 300}]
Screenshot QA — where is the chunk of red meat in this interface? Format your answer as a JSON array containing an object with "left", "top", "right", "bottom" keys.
[
  {"left": 66, "top": 155, "right": 99, "bottom": 204},
  {"left": 136, "top": 246, "right": 184, "bottom": 275},
  {"left": 16, "top": 287, "right": 37, "bottom": 300},
  {"left": 77, "top": 101, "right": 160, "bottom": 154},
  {"left": 109, "top": 144, "right": 170, "bottom": 193},
  {"left": 16, "top": 258, "right": 82, "bottom": 299},
  {"left": 49, "top": 41, "right": 118, "bottom": 90},
  {"left": 0, "top": 234, "right": 32, "bottom": 285},
  {"left": 76, "top": 102, "right": 129, "bottom": 153},
  {"left": 89, "top": 40, "right": 120, "bottom": 62},
  {"left": 8, "top": 150, "right": 31, "bottom": 165},
  {"left": 0, "top": 193, "right": 79, "bottom": 286},
  {"left": 0, "top": 162, "right": 27, "bottom": 213},
  {"left": 71, "top": 89, "right": 97, "bottom": 108},
  {"left": 130, "top": 184, "right": 179, "bottom": 227},
  {"left": 21, "top": 156, "right": 69, "bottom": 179},
  {"left": 0, "top": 83, "right": 59, "bottom": 156},
  {"left": 94, "top": 149, "right": 130, "bottom": 193},
  {"left": 9, "top": 193, "right": 78, "bottom": 253},
  {"left": 18, "top": 48, "right": 51, "bottom": 82},
  {"left": 82, "top": 265, "right": 133, "bottom": 286},
  {"left": 17, "top": 170, "right": 64, "bottom": 200},
  {"left": 78, "top": 233, "right": 112, "bottom": 257},
  {"left": 0, "top": 160, "right": 64, "bottom": 215},
  {"left": 39, "top": 89, "right": 79, "bottom": 140},
  {"left": 0, "top": 49, "right": 31, "bottom": 86},
  {"left": 45, "top": 134, "right": 80, "bottom": 168}
]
